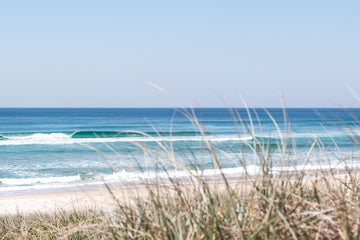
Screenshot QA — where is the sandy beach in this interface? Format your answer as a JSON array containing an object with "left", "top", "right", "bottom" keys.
[
  {"left": 0, "top": 188, "right": 118, "bottom": 215},
  {"left": 0, "top": 182, "right": 167, "bottom": 215},
  {"left": 0, "top": 182, "right": 226, "bottom": 215}
]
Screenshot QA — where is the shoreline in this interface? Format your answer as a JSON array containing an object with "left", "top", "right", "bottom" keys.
[
  {"left": 0, "top": 181, "right": 241, "bottom": 215},
  {"left": 1, "top": 166, "right": 356, "bottom": 216},
  {"left": 1, "top": 161, "right": 359, "bottom": 196}
]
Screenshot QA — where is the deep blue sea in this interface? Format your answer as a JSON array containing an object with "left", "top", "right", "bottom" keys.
[{"left": 1, "top": 108, "right": 360, "bottom": 195}]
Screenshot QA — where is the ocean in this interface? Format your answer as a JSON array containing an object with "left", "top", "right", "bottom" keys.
[{"left": 1, "top": 108, "right": 360, "bottom": 195}]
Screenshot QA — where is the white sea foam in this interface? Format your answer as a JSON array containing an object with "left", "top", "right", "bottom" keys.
[
  {"left": 102, "top": 163, "right": 360, "bottom": 184},
  {"left": 0, "top": 166, "right": 262, "bottom": 193},
  {"left": 0, "top": 175, "right": 81, "bottom": 186},
  {"left": 101, "top": 165, "right": 262, "bottom": 184},
  {"left": 0, "top": 133, "right": 252, "bottom": 146},
  {"left": 4, "top": 133, "right": 72, "bottom": 145},
  {"left": 272, "top": 162, "right": 360, "bottom": 174},
  {"left": 1, "top": 162, "right": 360, "bottom": 195}
]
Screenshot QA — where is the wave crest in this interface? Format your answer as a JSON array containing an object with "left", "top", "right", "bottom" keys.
[{"left": 0, "top": 132, "right": 252, "bottom": 146}]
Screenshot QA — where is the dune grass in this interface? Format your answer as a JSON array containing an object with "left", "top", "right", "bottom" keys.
[{"left": 1, "top": 108, "right": 360, "bottom": 239}]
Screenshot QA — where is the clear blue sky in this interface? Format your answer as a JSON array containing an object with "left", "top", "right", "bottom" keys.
[{"left": 1, "top": 1, "right": 359, "bottom": 107}]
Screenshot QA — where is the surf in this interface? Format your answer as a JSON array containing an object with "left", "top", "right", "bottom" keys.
[{"left": 0, "top": 131, "right": 253, "bottom": 146}]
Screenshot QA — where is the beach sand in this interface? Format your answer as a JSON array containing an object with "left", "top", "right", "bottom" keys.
[{"left": 0, "top": 186, "right": 137, "bottom": 215}]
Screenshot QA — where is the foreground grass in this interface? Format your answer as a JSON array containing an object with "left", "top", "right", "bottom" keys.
[{"left": 1, "top": 170, "right": 360, "bottom": 239}]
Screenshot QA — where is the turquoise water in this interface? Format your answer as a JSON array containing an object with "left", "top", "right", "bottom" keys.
[{"left": 1, "top": 108, "right": 360, "bottom": 194}]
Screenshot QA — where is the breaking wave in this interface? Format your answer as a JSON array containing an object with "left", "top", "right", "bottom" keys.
[{"left": 0, "top": 131, "right": 252, "bottom": 146}]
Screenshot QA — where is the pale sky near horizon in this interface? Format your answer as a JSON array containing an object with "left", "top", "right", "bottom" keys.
[{"left": 1, "top": 1, "right": 359, "bottom": 108}]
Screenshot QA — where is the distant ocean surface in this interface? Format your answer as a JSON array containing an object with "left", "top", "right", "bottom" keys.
[{"left": 1, "top": 108, "right": 360, "bottom": 195}]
